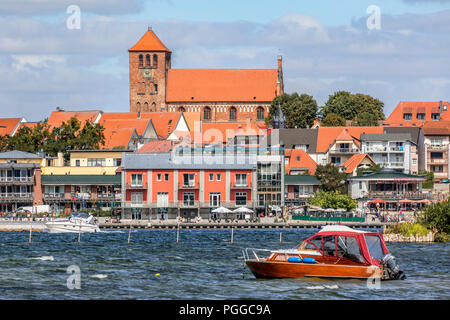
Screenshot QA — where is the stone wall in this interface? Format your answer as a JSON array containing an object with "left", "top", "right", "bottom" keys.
[{"left": 383, "top": 232, "right": 435, "bottom": 242}]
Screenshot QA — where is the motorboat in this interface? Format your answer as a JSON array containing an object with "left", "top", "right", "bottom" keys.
[
  {"left": 45, "top": 212, "right": 100, "bottom": 233},
  {"left": 243, "top": 225, "right": 405, "bottom": 280}
]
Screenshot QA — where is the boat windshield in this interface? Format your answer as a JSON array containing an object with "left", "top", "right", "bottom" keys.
[
  {"left": 336, "top": 236, "right": 365, "bottom": 263},
  {"left": 364, "top": 235, "right": 385, "bottom": 260},
  {"left": 71, "top": 212, "right": 91, "bottom": 219}
]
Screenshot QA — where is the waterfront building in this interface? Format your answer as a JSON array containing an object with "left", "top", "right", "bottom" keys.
[
  {"left": 284, "top": 175, "right": 321, "bottom": 207},
  {"left": 347, "top": 168, "right": 430, "bottom": 210},
  {"left": 0, "top": 151, "right": 46, "bottom": 212},
  {"left": 342, "top": 154, "right": 376, "bottom": 176},
  {"left": 41, "top": 150, "right": 131, "bottom": 213},
  {"left": 128, "top": 28, "right": 284, "bottom": 122},
  {"left": 422, "top": 121, "right": 450, "bottom": 182}
]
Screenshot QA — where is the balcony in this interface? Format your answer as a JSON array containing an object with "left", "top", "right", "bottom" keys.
[
  {"left": 180, "top": 201, "right": 200, "bottom": 208},
  {"left": 0, "top": 177, "right": 33, "bottom": 184},
  {"left": 97, "top": 193, "right": 122, "bottom": 200},
  {"left": 179, "top": 182, "right": 199, "bottom": 189},
  {"left": 0, "top": 193, "right": 33, "bottom": 200},
  {"left": 427, "top": 144, "right": 448, "bottom": 151},
  {"left": 43, "top": 193, "right": 65, "bottom": 199},
  {"left": 126, "top": 183, "right": 147, "bottom": 190},
  {"left": 429, "top": 158, "right": 447, "bottom": 164},
  {"left": 329, "top": 148, "right": 359, "bottom": 154},
  {"left": 365, "top": 191, "right": 431, "bottom": 200},
  {"left": 231, "top": 182, "right": 251, "bottom": 189}
]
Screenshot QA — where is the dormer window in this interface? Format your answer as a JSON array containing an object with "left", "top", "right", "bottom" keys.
[
  {"left": 432, "top": 113, "right": 440, "bottom": 121},
  {"left": 417, "top": 113, "right": 425, "bottom": 121},
  {"left": 403, "top": 113, "right": 412, "bottom": 121}
]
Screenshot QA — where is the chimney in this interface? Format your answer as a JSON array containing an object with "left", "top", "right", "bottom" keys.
[
  {"left": 440, "top": 101, "right": 443, "bottom": 114},
  {"left": 277, "top": 55, "right": 282, "bottom": 69}
]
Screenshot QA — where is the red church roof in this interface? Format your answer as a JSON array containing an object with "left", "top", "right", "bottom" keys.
[
  {"left": 166, "top": 69, "right": 278, "bottom": 102},
  {"left": 129, "top": 29, "right": 171, "bottom": 52}
]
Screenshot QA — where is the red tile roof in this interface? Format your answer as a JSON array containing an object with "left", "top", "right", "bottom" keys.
[
  {"left": 316, "top": 127, "right": 384, "bottom": 153},
  {"left": 166, "top": 69, "right": 278, "bottom": 102},
  {"left": 343, "top": 154, "right": 375, "bottom": 174},
  {"left": 422, "top": 120, "right": 450, "bottom": 135},
  {"left": 0, "top": 118, "right": 23, "bottom": 136},
  {"left": 285, "top": 149, "right": 317, "bottom": 175},
  {"left": 384, "top": 101, "right": 450, "bottom": 127},
  {"left": 129, "top": 29, "right": 171, "bottom": 52},
  {"left": 140, "top": 112, "right": 182, "bottom": 139},
  {"left": 198, "top": 121, "right": 267, "bottom": 144},
  {"left": 47, "top": 110, "right": 102, "bottom": 130},
  {"left": 101, "top": 119, "right": 152, "bottom": 136},
  {"left": 99, "top": 112, "right": 139, "bottom": 124},
  {"left": 137, "top": 140, "right": 172, "bottom": 153},
  {"left": 102, "top": 128, "right": 135, "bottom": 149}
]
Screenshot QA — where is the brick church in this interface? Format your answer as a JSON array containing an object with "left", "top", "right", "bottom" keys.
[{"left": 129, "top": 28, "right": 284, "bottom": 122}]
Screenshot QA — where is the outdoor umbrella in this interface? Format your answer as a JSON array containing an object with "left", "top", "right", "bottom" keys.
[
  {"left": 212, "top": 206, "right": 232, "bottom": 219},
  {"left": 233, "top": 207, "right": 254, "bottom": 213}
]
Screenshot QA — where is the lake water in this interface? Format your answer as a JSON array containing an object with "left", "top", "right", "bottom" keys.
[{"left": 0, "top": 228, "right": 448, "bottom": 300}]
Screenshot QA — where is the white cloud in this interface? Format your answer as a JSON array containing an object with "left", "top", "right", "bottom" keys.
[{"left": 11, "top": 54, "right": 65, "bottom": 71}]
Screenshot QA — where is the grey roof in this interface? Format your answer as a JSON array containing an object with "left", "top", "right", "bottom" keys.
[
  {"left": 347, "top": 168, "right": 426, "bottom": 181},
  {"left": 0, "top": 163, "right": 40, "bottom": 169},
  {"left": 284, "top": 175, "right": 321, "bottom": 185},
  {"left": 360, "top": 133, "right": 413, "bottom": 143},
  {"left": 383, "top": 127, "right": 422, "bottom": 144},
  {"left": 123, "top": 153, "right": 257, "bottom": 170},
  {"left": 263, "top": 129, "right": 318, "bottom": 153},
  {"left": 0, "top": 150, "right": 42, "bottom": 159}
]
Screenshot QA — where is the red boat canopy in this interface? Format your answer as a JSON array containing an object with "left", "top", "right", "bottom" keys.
[{"left": 301, "top": 226, "right": 389, "bottom": 266}]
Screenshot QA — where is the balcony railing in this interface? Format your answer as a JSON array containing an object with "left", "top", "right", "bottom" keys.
[
  {"left": 429, "top": 158, "right": 447, "bottom": 164},
  {"left": 329, "top": 148, "right": 359, "bottom": 154},
  {"left": 179, "top": 182, "right": 199, "bottom": 189},
  {"left": 0, "top": 177, "right": 33, "bottom": 183},
  {"left": 427, "top": 144, "right": 448, "bottom": 151},
  {"left": 0, "top": 193, "right": 33, "bottom": 199},
  {"left": 126, "top": 183, "right": 147, "bottom": 189},
  {"left": 44, "top": 193, "right": 65, "bottom": 199},
  {"left": 365, "top": 191, "right": 431, "bottom": 200},
  {"left": 231, "top": 182, "right": 251, "bottom": 189}
]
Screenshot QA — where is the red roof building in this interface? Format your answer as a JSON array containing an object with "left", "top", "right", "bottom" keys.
[{"left": 384, "top": 101, "right": 450, "bottom": 127}]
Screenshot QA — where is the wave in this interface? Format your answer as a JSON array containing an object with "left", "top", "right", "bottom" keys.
[
  {"left": 90, "top": 274, "right": 108, "bottom": 279},
  {"left": 31, "top": 256, "right": 54, "bottom": 261},
  {"left": 305, "top": 285, "right": 339, "bottom": 290}
]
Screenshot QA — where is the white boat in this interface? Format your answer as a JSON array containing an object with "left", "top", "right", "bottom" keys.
[{"left": 45, "top": 212, "right": 100, "bottom": 233}]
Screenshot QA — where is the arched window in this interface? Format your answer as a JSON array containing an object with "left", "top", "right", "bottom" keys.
[
  {"left": 136, "top": 102, "right": 141, "bottom": 112},
  {"left": 138, "top": 55, "right": 143, "bottom": 68},
  {"left": 154, "top": 84, "right": 158, "bottom": 94},
  {"left": 151, "top": 102, "right": 156, "bottom": 112},
  {"left": 179, "top": 106, "right": 186, "bottom": 113},
  {"left": 145, "top": 54, "right": 150, "bottom": 67},
  {"left": 153, "top": 54, "right": 158, "bottom": 67},
  {"left": 257, "top": 107, "right": 264, "bottom": 121},
  {"left": 229, "top": 107, "right": 237, "bottom": 121},
  {"left": 204, "top": 107, "right": 211, "bottom": 121},
  {"left": 144, "top": 102, "right": 148, "bottom": 111}
]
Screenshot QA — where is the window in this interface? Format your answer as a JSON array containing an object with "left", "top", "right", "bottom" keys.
[
  {"left": 432, "top": 113, "right": 440, "bottom": 121},
  {"left": 131, "top": 192, "right": 143, "bottom": 205},
  {"left": 144, "top": 102, "right": 148, "bottom": 111},
  {"left": 331, "top": 157, "right": 341, "bottom": 165},
  {"left": 204, "top": 107, "right": 211, "bottom": 121},
  {"left": 256, "top": 107, "right": 264, "bottom": 121},
  {"left": 296, "top": 156, "right": 300, "bottom": 161},
  {"left": 210, "top": 192, "right": 221, "bottom": 207},
  {"left": 431, "top": 152, "right": 443, "bottom": 159},
  {"left": 113, "top": 159, "right": 122, "bottom": 166},
  {"left": 430, "top": 165, "right": 443, "bottom": 172},
  {"left": 183, "top": 192, "right": 195, "bottom": 206},
  {"left": 153, "top": 54, "right": 158, "bottom": 67},
  {"left": 364, "top": 235, "right": 385, "bottom": 260},
  {"left": 209, "top": 173, "right": 214, "bottom": 181},
  {"left": 323, "top": 236, "right": 336, "bottom": 256},
  {"left": 87, "top": 158, "right": 106, "bottom": 167},
  {"left": 164, "top": 173, "right": 169, "bottom": 181},
  {"left": 359, "top": 181, "right": 362, "bottom": 190},
  {"left": 285, "top": 158, "right": 289, "bottom": 165},
  {"left": 145, "top": 54, "right": 150, "bottom": 67},
  {"left": 136, "top": 102, "right": 141, "bottom": 112},
  {"left": 229, "top": 107, "right": 237, "bottom": 121},
  {"left": 131, "top": 174, "right": 143, "bottom": 187},
  {"left": 303, "top": 236, "right": 322, "bottom": 251},
  {"left": 183, "top": 173, "right": 195, "bottom": 187},
  {"left": 235, "top": 192, "right": 247, "bottom": 206},
  {"left": 336, "top": 236, "right": 365, "bottom": 263},
  {"left": 216, "top": 174, "right": 221, "bottom": 181},
  {"left": 412, "top": 159, "right": 417, "bottom": 165},
  {"left": 157, "top": 174, "right": 162, "bottom": 181},
  {"left": 75, "top": 160, "right": 80, "bottom": 167},
  {"left": 403, "top": 113, "right": 412, "bottom": 121},
  {"left": 417, "top": 113, "right": 425, "bottom": 120},
  {"left": 235, "top": 174, "right": 247, "bottom": 186},
  {"left": 179, "top": 106, "right": 185, "bottom": 113},
  {"left": 138, "top": 54, "right": 143, "bottom": 67}
]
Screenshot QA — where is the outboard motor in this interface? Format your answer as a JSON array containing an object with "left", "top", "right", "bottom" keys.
[{"left": 381, "top": 253, "right": 406, "bottom": 280}]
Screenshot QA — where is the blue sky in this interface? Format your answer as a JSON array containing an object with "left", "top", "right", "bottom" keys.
[{"left": 0, "top": 0, "right": 450, "bottom": 121}]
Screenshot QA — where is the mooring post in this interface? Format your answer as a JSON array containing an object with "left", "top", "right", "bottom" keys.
[
  {"left": 78, "top": 223, "right": 81, "bottom": 244},
  {"left": 231, "top": 227, "right": 234, "bottom": 244},
  {"left": 28, "top": 223, "right": 32, "bottom": 244},
  {"left": 176, "top": 223, "right": 180, "bottom": 243},
  {"left": 128, "top": 224, "right": 132, "bottom": 244},
  {"left": 280, "top": 232, "right": 282, "bottom": 243}
]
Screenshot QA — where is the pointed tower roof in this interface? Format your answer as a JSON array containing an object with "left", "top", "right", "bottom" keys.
[{"left": 129, "top": 28, "right": 171, "bottom": 52}]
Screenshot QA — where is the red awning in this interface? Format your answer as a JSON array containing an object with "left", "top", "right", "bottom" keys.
[
  {"left": 368, "top": 198, "right": 386, "bottom": 203},
  {"left": 399, "top": 199, "right": 413, "bottom": 203}
]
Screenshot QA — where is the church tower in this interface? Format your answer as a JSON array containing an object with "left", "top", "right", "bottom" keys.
[{"left": 129, "top": 27, "right": 172, "bottom": 113}]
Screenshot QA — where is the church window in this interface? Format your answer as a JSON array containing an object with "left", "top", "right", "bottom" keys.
[
  {"left": 179, "top": 107, "right": 185, "bottom": 112},
  {"left": 154, "top": 84, "right": 158, "bottom": 94},
  {"left": 204, "top": 107, "right": 211, "bottom": 121},
  {"left": 136, "top": 102, "right": 141, "bottom": 112},
  {"left": 153, "top": 54, "right": 158, "bottom": 67},
  {"left": 230, "top": 107, "right": 237, "bottom": 121},
  {"left": 151, "top": 102, "right": 156, "bottom": 112},
  {"left": 146, "top": 54, "right": 150, "bottom": 67},
  {"left": 144, "top": 102, "right": 148, "bottom": 111},
  {"left": 138, "top": 55, "right": 143, "bottom": 68},
  {"left": 257, "top": 107, "right": 264, "bottom": 121}
]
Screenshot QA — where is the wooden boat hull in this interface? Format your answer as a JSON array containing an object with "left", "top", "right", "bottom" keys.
[{"left": 246, "top": 259, "right": 380, "bottom": 280}]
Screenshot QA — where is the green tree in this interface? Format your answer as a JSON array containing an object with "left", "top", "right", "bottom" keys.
[
  {"left": 321, "top": 113, "right": 346, "bottom": 127},
  {"left": 266, "top": 93, "right": 318, "bottom": 128},
  {"left": 419, "top": 170, "right": 434, "bottom": 189},
  {"left": 0, "top": 134, "right": 10, "bottom": 152},
  {"left": 419, "top": 199, "right": 450, "bottom": 241},
  {"left": 7, "top": 123, "right": 51, "bottom": 154},
  {"left": 353, "top": 111, "right": 380, "bottom": 126},
  {"left": 320, "top": 91, "right": 385, "bottom": 123},
  {"left": 309, "top": 191, "right": 357, "bottom": 212},
  {"left": 314, "top": 163, "right": 348, "bottom": 193}
]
